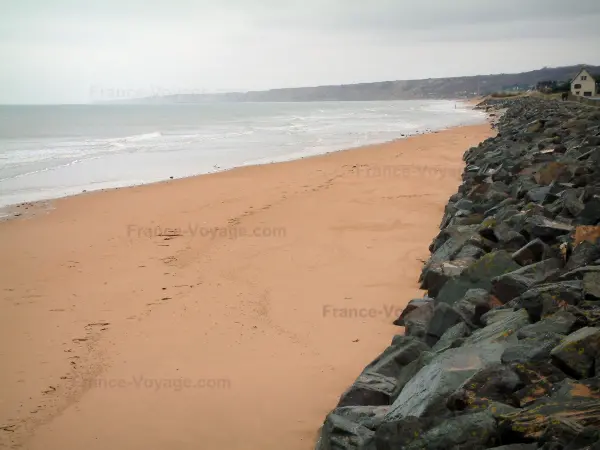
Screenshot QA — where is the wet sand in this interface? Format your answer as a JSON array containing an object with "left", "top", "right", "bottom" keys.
[{"left": 0, "top": 123, "right": 493, "bottom": 449}]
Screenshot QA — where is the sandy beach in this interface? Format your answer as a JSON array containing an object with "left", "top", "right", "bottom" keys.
[{"left": 0, "top": 123, "right": 492, "bottom": 449}]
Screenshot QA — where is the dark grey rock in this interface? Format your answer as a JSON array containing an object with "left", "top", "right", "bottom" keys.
[
  {"left": 432, "top": 322, "right": 472, "bottom": 353},
  {"left": 402, "top": 301, "right": 435, "bottom": 339},
  {"left": 330, "top": 406, "right": 390, "bottom": 430},
  {"left": 385, "top": 343, "right": 507, "bottom": 421},
  {"left": 502, "top": 332, "right": 564, "bottom": 363},
  {"left": 393, "top": 297, "right": 433, "bottom": 326},
  {"left": 403, "top": 411, "right": 498, "bottom": 450},
  {"left": 316, "top": 412, "right": 375, "bottom": 450},
  {"left": 526, "top": 215, "right": 574, "bottom": 240},
  {"left": 374, "top": 416, "right": 444, "bottom": 450},
  {"left": 425, "top": 303, "right": 467, "bottom": 346},
  {"left": 337, "top": 371, "right": 396, "bottom": 407},
  {"left": 512, "top": 238, "right": 552, "bottom": 266},
  {"left": 518, "top": 310, "right": 578, "bottom": 338},
  {"left": 437, "top": 251, "right": 521, "bottom": 306},
  {"left": 363, "top": 336, "right": 430, "bottom": 379},
  {"left": 577, "top": 196, "right": 600, "bottom": 225},
  {"left": 486, "top": 445, "right": 538, "bottom": 450},
  {"left": 464, "top": 309, "right": 530, "bottom": 345},
  {"left": 492, "top": 258, "right": 563, "bottom": 304},
  {"left": 519, "top": 281, "right": 584, "bottom": 322},
  {"left": 584, "top": 272, "right": 600, "bottom": 300},
  {"left": 565, "top": 240, "right": 600, "bottom": 271},
  {"left": 454, "top": 288, "right": 494, "bottom": 326},
  {"left": 447, "top": 363, "right": 523, "bottom": 411},
  {"left": 551, "top": 326, "right": 600, "bottom": 378}
]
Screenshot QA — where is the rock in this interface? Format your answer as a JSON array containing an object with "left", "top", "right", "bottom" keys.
[
  {"left": 492, "top": 258, "right": 563, "bottom": 304},
  {"left": 364, "top": 336, "right": 430, "bottom": 378},
  {"left": 502, "top": 332, "right": 564, "bottom": 364},
  {"left": 517, "top": 310, "right": 578, "bottom": 338},
  {"left": 584, "top": 272, "right": 600, "bottom": 300},
  {"left": 481, "top": 308, "right": 518, "bottom": 326},
  {"left": 389, "top": 351, "right": 435, "bottom": 403},
  {"left": 577, "top": 196, "right": 600, "bottom": 225},
  {"left": 447, "top": 363, "right": 523, "bottom": 411},
  {"left": 551, "top": 377, "right": 600, "bottom": 401},
  {"left": 526, "top": 215, "right": 574, "bottom": 240},
  {"left": 402, "top": 301, "right": 435, "bottom": 339},
  {"left": 437, "top": 251, "right": 521, "bottom": 306},
  {"left": 374, "top": 416, "right": 444, "bottom": 450},
  {"left": 538, "top": 416, "right": 585, "bottom": 449},
  {"left": 499, "top": 398, "right": 600, "bottom": 443},
  {"left": 512, "top": 238, "right": 552, "bottom": 266},
  {"left": 316, "top": 412, "right": 376, "bottom": 450},
  {"left": 512, "top": 361, "right": 568, "bottom": 407},
  {"left": 454, "top": 288, "right": 495, "bottom": 326},
  {"left": 421, "top": 259, "right": 474, "bottom": 298},
  {"left": 385, "top": 343, "right": 507, "bottom": 421},
  {"left": 551, "top": 327, "right": 600, "bottom": 378},
  {"left": 486, "top": 446, "right": 538, "bottom": 450},
  {"left": 464, "top": 309, "right": 530, "bottom": 345},
  {"left": 337, "top": 371, "right": 397, "bottom": 407},
  {"left": 393, "top": 297, "right": 433, "bottom": 326},
  {"left": 403, "top": 412, "right": 498, "bottom": 450},
  {"left": 331, "top": 406, "right": 390, "bottom": 430},
  {"left": 425, "top": 303, "right": 468, "bottom": 346},
  {"left": 519, "top": 281, "right": 584, "bottom": 322},
  {"left": 565, "top": 240, "right": 600, "bottom": 271},
  {"left": 432, "top": 322, "right": 472, "bottom": 353}
]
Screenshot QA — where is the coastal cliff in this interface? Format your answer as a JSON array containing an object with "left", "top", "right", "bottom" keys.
[{"left": 315, "top": 97, "right": 600, "bottom": 449}]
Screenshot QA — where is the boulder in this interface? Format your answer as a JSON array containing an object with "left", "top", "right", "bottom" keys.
[
  {"left": 432, "top": 322, "right": 472, "bottom": 353},
  {"left": 447, "top": 363, "right": 523, "bottom": 411},
  {"left": 454, "top": 288, "right": 495, "bottom": 326},
  {"left": 337, "top": 371, "right": 397, "bottom": 407},
  {"left": 565, "top": 240, "right": 600, "bottom": 271},
  {"left": 374, "top": 416, "right": 444, "bottom": 450},
  {"left": 492, "top": 258, "right": 563, "bottom": 304},
  {"left": 403, "top": 412, "right": 498, "bottom": 450},
  {"left": 584, "top": 272, "right": 600, "bottom": 300},
  {"left": 402, "top": 301, "right": 435, "bottom": 339},
  {"left": 316, "top": 412, "right": 376, "bottom": 450},
  {"left": 437, "top": 251, "right": 521, "bottom": 306},
  {"left": 551, "top": 327, "right": 600, "bottom": 378},
  {"left": 512, "top": 239, "right": 552, "bottom": 266},
  {"left": 363, "top": 336, "right": 429, "bottom": 379},
  {"left": 392, "top": 297, "right": 433, "bottom": 326},
  {"left": 425, "top": 303, "right": 468, "bottom": 346},
  {"left": 501, "top": 332, "right": 564, "bottom": 364},
  {"left": 463, "top": 309, "right": 530, "bottom": 346},
  {"left": 499, "top": 398, "right": 600, "bottom": 442},
  {"left": 517, "top": 310, "right": 578, "bottom": 338},
  {"left": 526, "top": 216, "right": 574, "bottom": 240},
  {"left": 519, "top": 281, "right": 584, "bottom": 322},
  {"left": 385, "top": 343, "right": 507, "bottom": 421},
  {"left": 512, "top": 361, "right": 568, "bottom": 407},
  {"left": 330, "top": 406, "right": 390, "bottom": 430}
]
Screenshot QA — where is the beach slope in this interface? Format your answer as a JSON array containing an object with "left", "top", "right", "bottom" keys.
[{"left": 0, "top": 123, "right": 492, "bottom": 449}]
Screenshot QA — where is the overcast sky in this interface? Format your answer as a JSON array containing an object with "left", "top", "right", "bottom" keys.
[{"left": 1, "top": 0, "right": 600, "bottom": 104}]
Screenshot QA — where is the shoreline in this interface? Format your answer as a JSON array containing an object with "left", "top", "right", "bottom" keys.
[
  {"left": 0, "top": 99, "right": 486, "bottom": 220},
  {"left": 0, "top": 121, "right": 493, "bottom": 449}
]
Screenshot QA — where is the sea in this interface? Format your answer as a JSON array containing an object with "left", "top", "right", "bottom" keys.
[{"left": 0, "top": 100, "right": 486, "bottom": 209}]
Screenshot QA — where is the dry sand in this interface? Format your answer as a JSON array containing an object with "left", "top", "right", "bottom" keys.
[{"left": 0, "top": 123, "right": 492, "bottom": 449}]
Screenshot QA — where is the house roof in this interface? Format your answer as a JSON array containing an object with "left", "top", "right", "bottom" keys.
[{"left": 572, "top": 68, "right": 598, "bottom": 82}]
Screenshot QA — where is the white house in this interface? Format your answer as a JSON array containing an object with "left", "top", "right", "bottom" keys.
[{"left": 571, "top": 68, "right": 598, "bottom": 97}]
